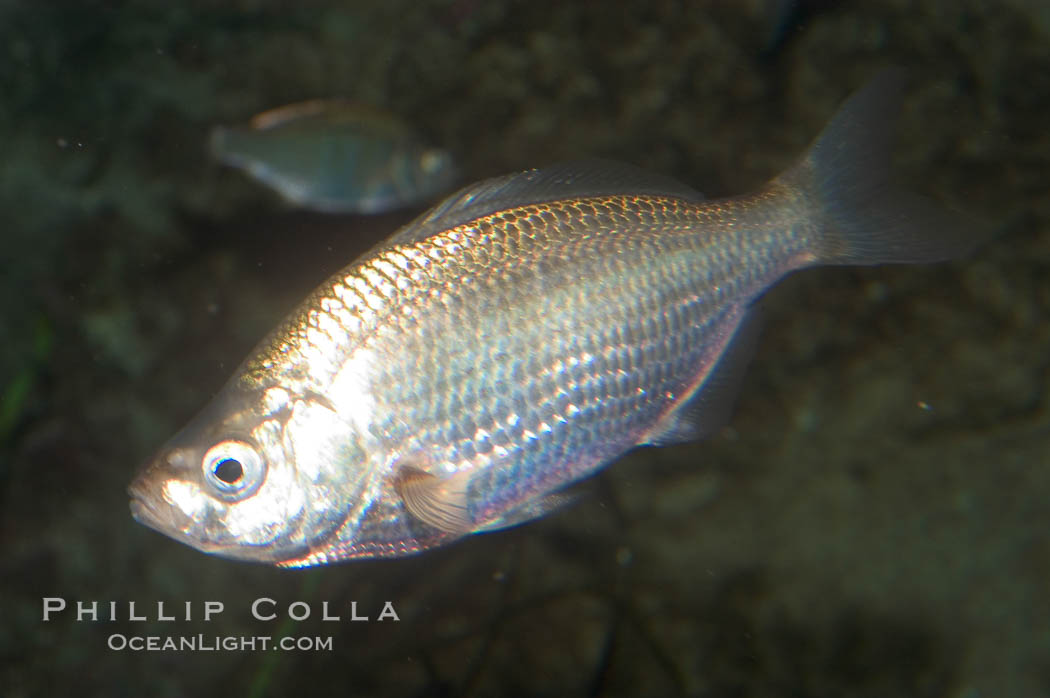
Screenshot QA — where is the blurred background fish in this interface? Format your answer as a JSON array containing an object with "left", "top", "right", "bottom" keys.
[{"left": 209, "top": 100, "right": 459, "bottom": 214}]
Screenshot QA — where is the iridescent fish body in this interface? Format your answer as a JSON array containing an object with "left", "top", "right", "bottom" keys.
[
  {"left": 210, "top": 100, "right": 458, "bottom": 214},
  {"left": 130, "top": 71, "right": 985, "bottom": 566}
]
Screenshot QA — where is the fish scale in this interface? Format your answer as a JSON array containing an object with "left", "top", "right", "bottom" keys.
[{"left": 129, "top": 71, "right": 986, "bottom": 566}]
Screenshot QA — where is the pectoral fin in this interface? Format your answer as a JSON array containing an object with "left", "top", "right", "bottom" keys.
[{"left": 393, "top": 466, "right": 474, "bottom": 534}]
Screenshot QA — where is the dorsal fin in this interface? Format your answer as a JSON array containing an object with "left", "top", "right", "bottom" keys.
[
  {"left": 249, "top": 99, "right": 339, "bottom": 129},
  {"left": 386, "top": 159, "right": 704, "bottom": 247}
]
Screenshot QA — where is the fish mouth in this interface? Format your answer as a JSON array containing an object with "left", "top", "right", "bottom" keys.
[
  {"left": 127, "top": 477, "right": 196, "bottom": 544},
  {"left": 127, "top": 483, "right": 216, "bottom": 554},
  {"left": 127, "top": 479, "right": 281, "bottom": 561},
  {"left": 127, "top": 482, "right": 171, "bottom": 536}
]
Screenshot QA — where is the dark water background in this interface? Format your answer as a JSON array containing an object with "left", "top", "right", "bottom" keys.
[{"left": 1, "top": 1, "right": 1046, "bottom": 696}]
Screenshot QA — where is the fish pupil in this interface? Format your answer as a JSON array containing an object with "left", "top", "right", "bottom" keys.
[{"left": 213, "top": 458, "right": 243, "bottom": 484}]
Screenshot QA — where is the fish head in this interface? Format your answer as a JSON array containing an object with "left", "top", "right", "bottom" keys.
[
  {"left": 398, "top": 147, "right": 458, "bottom": 200},
  {"left": 128, "top": 381, "right": 363, "bottom": 564}
]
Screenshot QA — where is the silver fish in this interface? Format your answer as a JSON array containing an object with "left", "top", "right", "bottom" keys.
[
  {"left": 131, "top": 71, "right": 985, "bottom": 567},
  {"left": 210, "top": 100, "right": 458, "bottom": 214}
]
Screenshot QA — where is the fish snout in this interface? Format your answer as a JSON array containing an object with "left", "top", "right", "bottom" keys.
[
  {"left": 127, "top": 478, "right": 167, "bottom": 532},
  {"left": 127, "top": 447, "right": 198, "bottom": 535}
]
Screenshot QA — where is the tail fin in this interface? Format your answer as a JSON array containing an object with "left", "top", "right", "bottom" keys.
[{"left": 776, "top": 69, "right": 989, "bottom": 266}]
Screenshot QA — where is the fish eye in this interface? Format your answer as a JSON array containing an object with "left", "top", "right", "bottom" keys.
[
  {"left": 213, "top": 458, "right": 242, "bottom": 484},
  {"left": 419, "top": 149, "right": 448, "bottom": 175},
  {"left": 202, "top": 440, "right": 266, "bottom": 501}
]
